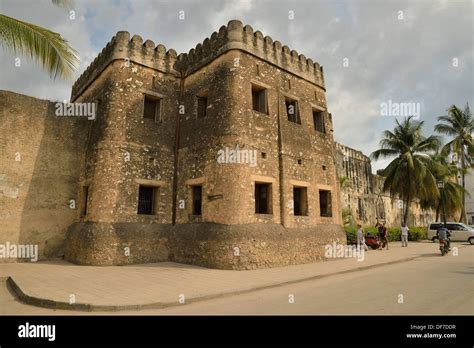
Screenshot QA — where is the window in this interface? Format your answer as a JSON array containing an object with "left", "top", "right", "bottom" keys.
[
  {"left": 313, "top": 110, "right": 325, "bottom": 133},
  {"left": 197, "top": 95, "right": 208, "bottom": 118},
  {"left": 293, "top": 187, "right": 308, "bottom": 216},
  {"left": 255, "top": 183, "right": 272, "bottom": 214},
  {"left": 81, "top": 186, "right": 89, "bottom": 216},
  {"left": 285, "top": 98, "right": 300, "bottom": 124},
  {"left": 138, "top": 185, "right": 158, "bottom": 215},
  {"left": 192, "top": 185, "right": 202, "bottom": 215},
  {"left": 143, "top": 96, "right": 161, "bottom": 121},
  {"left": 319, "top": 190, "right": 332, "bottom": 217},
  {"left": 261, "top": 152, "right": 267, "bottom": 159},
  {"left": 252, "top": 85, "right": 268, "bottom": 114}
]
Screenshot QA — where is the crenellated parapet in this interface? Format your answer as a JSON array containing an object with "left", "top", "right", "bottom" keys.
[
  {"left": 72, "top": 20, "right": 325, "bottom": 100},
  {"left": 177, "top": 20, "right": 325, "bottom": 88},
  {"left": 71, "top": 31, "right": 180, "bottom": 100}
]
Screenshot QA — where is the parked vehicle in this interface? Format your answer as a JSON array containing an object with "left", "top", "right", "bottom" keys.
[
  {"left": 364, "top": 233, "right": 381, "bottom": 250},
  {"left": 347, "top": 232, "right": 380, "bottom": 249},
  {"left": 428, "top": 222, "right": 474, "bottom": 244}
]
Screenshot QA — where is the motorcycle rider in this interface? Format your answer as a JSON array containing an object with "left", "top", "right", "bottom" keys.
[{"left": 437, "top": 224, "right": 451, "bottom": 250}]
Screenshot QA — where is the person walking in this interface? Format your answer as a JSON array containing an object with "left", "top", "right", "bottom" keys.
[
  {"left": 401, "top": 224, "right": 409, "bottom": 247},
  {"left": 378, "top": 222, "right": 388, "bottom": 250},
  {"left": 356, "top": 224, "right": 368, "bottom": 251}
]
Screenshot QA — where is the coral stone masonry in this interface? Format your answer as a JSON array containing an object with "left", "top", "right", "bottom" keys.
[{"left": 1, "top": 20, "right": 346, "bottom": 269}]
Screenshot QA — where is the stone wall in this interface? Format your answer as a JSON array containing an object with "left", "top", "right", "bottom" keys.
[
  {"left": 64, "top": 221, "right": 345, "bottom": 270},
  {"left": 167, "top": 223, "right": 345, "bottom": 270},
  {"left": 2, "top": 20, "right": 346, "bottom": 268},
  {"left": 335, "top": 142, "right": 436, "bottom": 227},
  {"left": 0, "top": 91, "right": 88, "bottom": 261}
]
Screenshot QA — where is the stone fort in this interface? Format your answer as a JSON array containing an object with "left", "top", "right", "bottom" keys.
[{"left": 0, "top": 20, "right": 431, "bottom": 269}]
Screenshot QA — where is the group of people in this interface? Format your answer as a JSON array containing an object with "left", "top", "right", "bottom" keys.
[{"left": 356, "top": 221, "right": 410, "bottom": 250}]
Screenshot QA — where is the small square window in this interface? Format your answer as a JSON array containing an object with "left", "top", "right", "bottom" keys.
[
  {"left": 252, "top": 85, "right": 268, "bottom": 114},
  {"left": 285, "top": 98, "right": 300, "bottom": 124},
  {"left": 261, "top": 152, "right": 267, "bottom": 159},
  {"left": 313, "top": 110, "right": 325, "bottom": 133},
  {"left": 143, "top": 96, "right": 161, "bottom": 121},
  {"left": 197, "top": 96, "right": 208, "bottom": 118}
]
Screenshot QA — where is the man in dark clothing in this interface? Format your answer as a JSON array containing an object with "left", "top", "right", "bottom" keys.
[{"left": 377, "top": 222, "right": 388, "bottom": 250}]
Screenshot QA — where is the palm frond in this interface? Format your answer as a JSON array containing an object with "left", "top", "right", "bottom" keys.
[
  {"left": 52, "top": 0, "right": 74, "bottom": 8},
  {"left": 0, "top": 14, "right": 79, "bottom": 79}
]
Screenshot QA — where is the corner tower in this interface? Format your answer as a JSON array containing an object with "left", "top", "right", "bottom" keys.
[{"left": 65, "top": 20, "right": 345, "bottom": 269}]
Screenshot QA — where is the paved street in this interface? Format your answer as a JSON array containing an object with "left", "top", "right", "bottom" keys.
[
  {"left": 0, "top": 242, "right": 472, "bottom": 315},
  {"left": 153, "top": 244, "right": 474, "bottom": 315}
]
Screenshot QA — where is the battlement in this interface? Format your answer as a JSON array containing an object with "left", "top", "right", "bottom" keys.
[
  {"left": 335, "top": 142, "right": 370, "bottom": 162},
  {"left": 71, "top": 31, "right": 180, "bottom": 100},
  {"left": 71, "top": 20, "right": 325, "bottom": 101},
  {"left": 176, "top": 20, "right": 325, "bottom": 87}
]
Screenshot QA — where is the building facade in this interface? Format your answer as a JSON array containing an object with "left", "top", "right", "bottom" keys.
[
  {"left": 1, "top": 20, "right": 346, "bottom": 269},
  {"left": 335, "top": 143, "right": 436, "bottom": 227}
]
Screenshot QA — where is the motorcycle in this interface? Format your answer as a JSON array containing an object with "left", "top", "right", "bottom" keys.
[
  {"left": 364, "top": 233, "right": 381, "bottom": 250},
  {"left": 439, "top": 239, "right": 450, "bottom": 256}
]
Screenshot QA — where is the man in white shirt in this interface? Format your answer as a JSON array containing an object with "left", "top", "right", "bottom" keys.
[
  {"left": 357, "top": 224, "right": 368, "bottom": 251},
  {"left": 401, "top": 224, "right": 409, "bottom": 247}
]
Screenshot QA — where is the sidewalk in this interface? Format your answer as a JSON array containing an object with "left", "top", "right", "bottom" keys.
[{"left": 0, "top": 241, "right": 454, "bottom": 312}]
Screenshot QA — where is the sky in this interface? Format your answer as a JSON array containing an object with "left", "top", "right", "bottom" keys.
[{"left": 0, "top": 0, "right": 472, "bottom": 171}]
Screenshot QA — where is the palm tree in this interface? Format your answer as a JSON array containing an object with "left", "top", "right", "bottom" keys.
[
  {"left": 0, "top": 0, "right": 79, "bottom": 79},
  {"left": 371, "top": 116, "right": 441, "bottom": 226},
  {"left": 420, "top": 147, "right": 465, "bottom": 222},
  {"left": 434, "top": 103, "right": 474, "bottom": 223}
]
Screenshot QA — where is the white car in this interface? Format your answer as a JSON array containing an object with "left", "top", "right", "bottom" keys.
[{"left": 428, "top": 222, "right": 474, "bottom": 244}]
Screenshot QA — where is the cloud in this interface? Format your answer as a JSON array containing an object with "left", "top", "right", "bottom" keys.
[{"left": 0, "top": 0, "right": 472, "bottom": 171}]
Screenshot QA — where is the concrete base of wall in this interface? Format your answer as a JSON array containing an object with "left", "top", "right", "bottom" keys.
[{"left": 65, "top": 222, "right": 346, "bottom": 269}]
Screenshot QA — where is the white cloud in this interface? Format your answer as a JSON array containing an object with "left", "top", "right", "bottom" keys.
[{"left": 0, "top": 0, "right": 472, "bottom": 173}]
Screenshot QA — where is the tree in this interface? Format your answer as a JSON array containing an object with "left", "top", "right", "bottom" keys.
[
  {"left": 434, "top": 103, "right": 474, "bottom": 223},
  {"left": 0, "top": 0, "right": 79, "bottom": 79},
  {"left": 420, "top": 147, "right": 465, "bottom": 222},
  {"left": 371, "top": 116, "right": 440, "bottom": 226}
]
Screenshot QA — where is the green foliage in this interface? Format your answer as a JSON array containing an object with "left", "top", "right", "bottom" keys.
[
  {"left": 344, "top": 225, "right": 428, "bottom": 243},
  {"left": 371, "top": 116, "right": 441, "bottom": 225},
  {"left": 339, "top": 176, "right": 349, "bottom": 188},
  {"left": 435, "top": 103, "right": 473, "bottom": 222},
  {"left": 0, "top": 1, "right": 79, "bottom": 80},
  {"left": 344, "top": 225, "right": 357, "bottom": 243},
  {"left": 341, "top": 207, "right": 354, "bottom": 226},
  {"left": 408, "top": 226, "right": 428, "bottom": 241}
]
